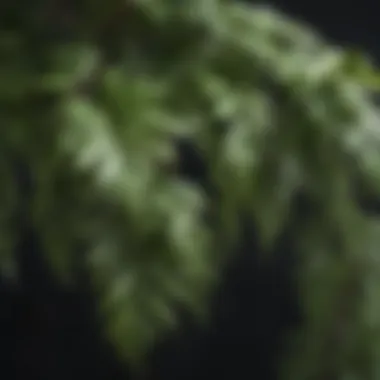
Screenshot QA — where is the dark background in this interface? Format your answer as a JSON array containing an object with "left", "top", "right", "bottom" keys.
[{"left": 1, "top": 1, "right": 379, "bottom": 379}]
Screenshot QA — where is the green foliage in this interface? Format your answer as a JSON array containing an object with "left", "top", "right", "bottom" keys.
[{"left": 2, "top": 0, "right": 380, "bottom": 378}]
